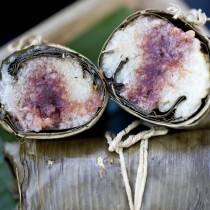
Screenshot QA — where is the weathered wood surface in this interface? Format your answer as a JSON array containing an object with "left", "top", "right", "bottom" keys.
[{"left": 4, "top": 128, "right": 210, "bottom": 210}]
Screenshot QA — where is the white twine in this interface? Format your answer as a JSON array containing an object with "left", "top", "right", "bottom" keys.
[
  {"left": 167, "top": 4, "right": 210, "bottom": 26},
  {"left": 8, "top": 34, "right": 43, "bottom": 53},
  {"left": 105, "top": 121, "right": 168, "bottom": 210}
]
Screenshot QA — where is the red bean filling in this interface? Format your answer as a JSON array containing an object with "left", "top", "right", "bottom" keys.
[
  {"left": 13, "top": 60, "right": 103, "bottom": 131},
  {"left": 121, "top": 20, "right": 194, "bottom": 112}
]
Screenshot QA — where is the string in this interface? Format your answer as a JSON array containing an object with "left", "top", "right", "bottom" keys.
[
  {"left": 105, "top": 121, "right": 168, "bottom": 210},
  {"left": 8, "top": 34, "right": 43, "bottom": 53},
  {"left": 167, "top": 4, "right": 210, "bottom": 26}
]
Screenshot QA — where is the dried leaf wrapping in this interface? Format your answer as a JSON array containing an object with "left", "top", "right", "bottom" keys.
[
  {"left": 99, "top": 10, "right": 210, "bottom": 128},
  {"left": 4, "top": 130, "right": 210, "bottom": 210}
]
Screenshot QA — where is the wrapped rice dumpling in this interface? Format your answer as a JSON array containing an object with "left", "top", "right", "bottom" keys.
[
  {"left": 99, "top": 10, "right": 210, "bottom": 128},
  {"left": 0, "top": 44, "right": 108, "bottom": 139}
]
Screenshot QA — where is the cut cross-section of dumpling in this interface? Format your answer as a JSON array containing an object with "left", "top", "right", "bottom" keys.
[
  {"left": 99, "top": 10, "right": 210, "bottom": 128},
  {"left": 0, "top": 44, "right": 108, "bottom": 139}
]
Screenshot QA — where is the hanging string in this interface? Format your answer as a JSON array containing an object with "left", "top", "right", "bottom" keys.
[{"left": 105, "top": 121, "right": 168, "bottom": 210}]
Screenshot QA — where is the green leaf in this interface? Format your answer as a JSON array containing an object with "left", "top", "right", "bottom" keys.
[{"left": 66, "top": 6, "right": 131, "bottom": 65}]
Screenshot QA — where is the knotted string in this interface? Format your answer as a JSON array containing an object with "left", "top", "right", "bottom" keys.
[
  {"left": 167, "top": 4, "right": 210, "bottom": 26},
  {"left": 8, "top": 34, "right": 44, "bottom": 53},
  {"left": 105, "top": 5, "right": 209, "bottom": 210},
  {"left": 105, "top": 121, "right": 168, "bottom": 210}
]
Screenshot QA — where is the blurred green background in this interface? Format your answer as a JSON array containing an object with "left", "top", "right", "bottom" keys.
[{"left": 0, "top": 6, "right": 131, "bottom": 210}]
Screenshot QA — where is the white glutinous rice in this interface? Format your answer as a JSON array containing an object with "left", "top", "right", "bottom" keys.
[
  {"left": 101, "top": 15, "right": 210, "bottom": 120},
  {"left": 0, "top": 56, "right": 104, "bottom": 132}
]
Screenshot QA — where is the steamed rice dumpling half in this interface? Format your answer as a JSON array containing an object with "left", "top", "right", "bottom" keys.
[
  {"left": 99, "top": 10, "right": 210, "bottom": 128},
  {"left": 0, "top": 44, "right": 107, "bottom": 139}
]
